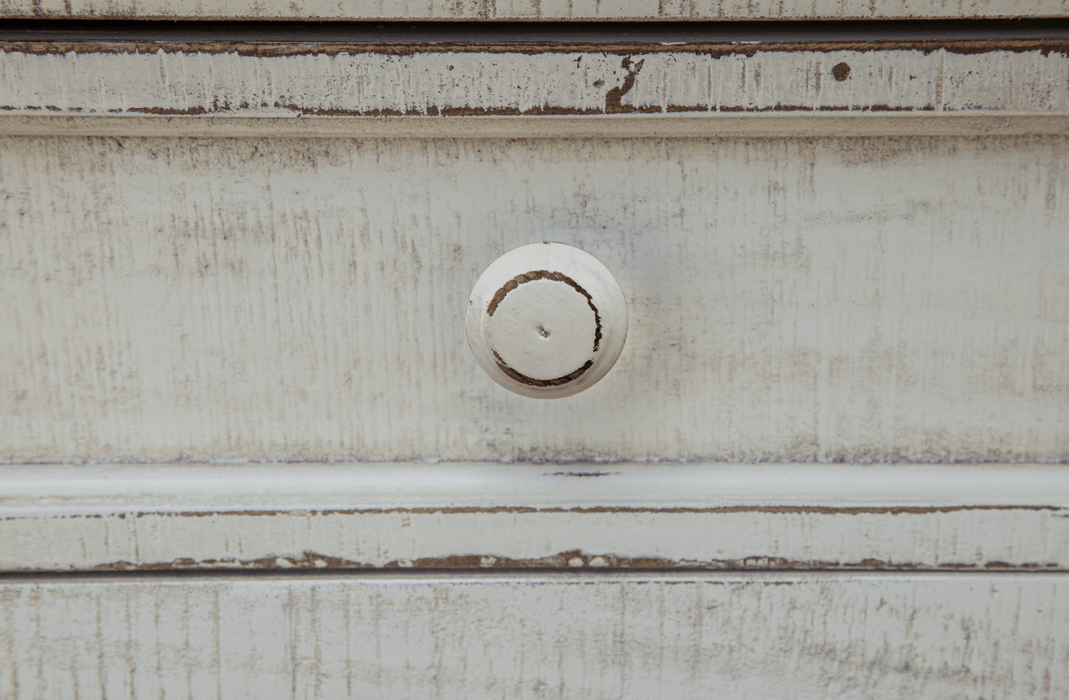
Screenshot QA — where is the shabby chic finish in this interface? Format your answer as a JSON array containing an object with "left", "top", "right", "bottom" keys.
[
  {"left": 2, "top": 21, "right": 1067, "bottom": 700},
  {"left": 1, "top": 134, "right": 1066, "bottom": 464},
  {"left": 3, "top": 43, "right": 1069, "bottom": 118},
  {"left": 1, "top": 573, "right": 1067, "bottom": 699}
]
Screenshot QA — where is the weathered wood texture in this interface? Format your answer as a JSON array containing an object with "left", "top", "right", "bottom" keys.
[
  {"left": 1, "top": 572, "right": 1066, "bottom": 699},
  {"left": 4, "top": 113, "right": 1069, "bottom": 139},
  {"left": 3, "top": 45, "right": 1069, "bottom": 117},
  {"left": 0, "top": 0, "right": 1066, "bottom": 19},
  {"left": 2, "top": 464, "right": 1067, "bottom": 572},
  {"left": 1, "top": 134, "right": 1067, "bottom": 464}
]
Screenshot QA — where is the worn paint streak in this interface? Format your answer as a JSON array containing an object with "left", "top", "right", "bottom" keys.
[
  {"left": 1, "top": 504, "right": 1058, "bottom": 519},
  {"left": 2, "top": 501, "right": 1066, "bottom": 572},
  {"left": 60, "top": 551, "right": 1063, "bottom": 572}
]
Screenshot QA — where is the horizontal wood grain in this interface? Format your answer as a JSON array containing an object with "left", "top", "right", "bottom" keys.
[
  {"left": 0, "top": 0, "right": 1066, "bottom": 20},
  {"left": 1, "top": 572, "right": 1066, "bottom": 699},
  {"left": 1, "top": 464, "right": 1067, "bottom": 572},
  {"left": 1, "top": 135, "right": 1066, "bottom": 464},
  {"left": 3, "top": 45, "right": 1069, "bottom": 118}
]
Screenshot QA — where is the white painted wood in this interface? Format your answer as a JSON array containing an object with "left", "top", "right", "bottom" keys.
[
  {"left": 0, "top": 33, "right": 1061, "bottom": 700},
  {"left": 1, "top": 135, "right": 1066, "bottom": 464},
  {"left": 466, "top": 243, "right": 628, "bottom": 398},
  {"left": 0, "top": 463, "right": 1066, "bottom": 571},
  {"left": 2, "top": 47, "right": 1069, "bottom": 119},
  {"left": 0, "top": 0, "right": 1065, "bottom": 19},
  {"left": 3, "top": 114, "right": 1069, "bottom": 138},
  {"left": 1, "top": 572, "right": 1066, "bottom": 699},
  {"left": 5, "top": 463, "right": 1068, "bottom": 510}
]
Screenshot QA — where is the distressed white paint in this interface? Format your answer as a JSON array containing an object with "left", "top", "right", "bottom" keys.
[
  {"left": 1, "top": 135, "right": 1067, "bottom": 464},
  {"left": 0, "top": 464, "right": 1067, "bottom": 571},
  {"left": 4, "top": 113, "right": 1069, "bottom": 138},
  {"left": 0, "top": 36, "right": 1061, "bottom": 700},
  {"left": 0, "top": 0, "right": 1066, "bottom": 19},
  {"left": 5, "top": 463, "right": 1068, "bottom": 510},
  {"left": 1, "top": 572, "right": 1067, "bottom": 699},
  {"left": 2, "top": 48, "right": 1069, "bottom": 118}
]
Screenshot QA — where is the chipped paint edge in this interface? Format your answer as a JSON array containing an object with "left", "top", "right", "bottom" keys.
[
  {"left": 1, "top": 0, "right": 1068, "bottom": 21},
  {"left": 4, "top": 46, "right": 1069, "bottom": 125},
  {"left": 70, "top": 551, "right": 1069, "bottom": 574}
]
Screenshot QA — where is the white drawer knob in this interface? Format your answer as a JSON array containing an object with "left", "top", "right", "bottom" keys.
[{"left": 466, "top": 243, "right": 627, "bottom": 398}]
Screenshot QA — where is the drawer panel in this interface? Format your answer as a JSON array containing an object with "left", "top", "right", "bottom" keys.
[
  {"left": 2, "top": 572, "right": 1067, "bottom": 699},
  {"left": 2, "top": 134, "right": 1067, "bottom": 464}
]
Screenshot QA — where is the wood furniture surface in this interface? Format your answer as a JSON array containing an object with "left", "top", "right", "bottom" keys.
[{"left": 1, "top": 11, "right": 1067, "bottom": 699}]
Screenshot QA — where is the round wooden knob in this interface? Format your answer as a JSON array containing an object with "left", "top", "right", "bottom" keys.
[{"left": 466, "top": 243, "right": 627, "bottom": 398}]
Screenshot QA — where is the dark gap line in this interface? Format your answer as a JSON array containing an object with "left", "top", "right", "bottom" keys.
[
  {"left": 2, "top": 19, "right": 1069, "bottom": 44},
  {"left": 0, "top": 567, "right": 1064, "bottom": 582}
]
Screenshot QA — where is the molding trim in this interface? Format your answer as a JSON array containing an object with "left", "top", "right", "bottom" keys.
[
  {"left": 2, "top": 463, "right": 1067, "bottom": 572},
  {"left": 2, "top": 114, "right": 1069, "bottom": 138}
]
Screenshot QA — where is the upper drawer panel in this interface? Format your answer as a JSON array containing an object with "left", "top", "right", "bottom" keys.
[{"left": 1, "top": 0, "right": 1067, "bottom": 20}]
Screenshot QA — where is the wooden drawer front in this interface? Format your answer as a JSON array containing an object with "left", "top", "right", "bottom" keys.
[
  {"left": 3, "top": 572, "right": 1067, "bottom": 700},
  {"left": 2, "top": 134, "right": 1067, "bottom": 464}
]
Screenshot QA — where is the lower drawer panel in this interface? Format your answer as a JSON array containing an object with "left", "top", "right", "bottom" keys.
[{"left": 2, "top": 572, "right": 1066, "bottom": 699}]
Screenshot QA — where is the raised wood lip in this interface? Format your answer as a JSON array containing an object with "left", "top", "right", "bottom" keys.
[
  {"left": 2, "top": 462, "right": 1067, "bottom": 512},
  {"left": 2, "top": 113, "right": 1068, "bottom": 137},
  {"left": 3, "top": 464, "right": 1065, "bottom": 572}
]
